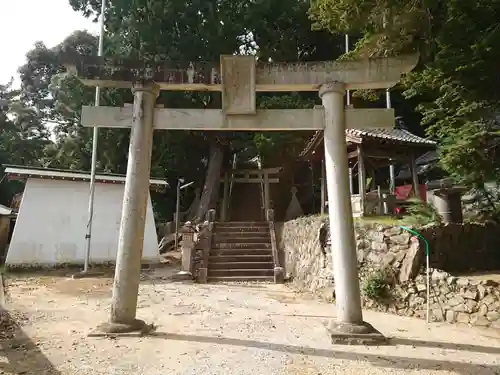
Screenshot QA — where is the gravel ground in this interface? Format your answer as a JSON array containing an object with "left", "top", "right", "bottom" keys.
[{"left": 1, "top": 266, "right": 500, "bottom": 375}]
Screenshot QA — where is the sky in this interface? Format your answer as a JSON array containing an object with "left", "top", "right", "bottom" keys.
[{"left": 0, "top": 0, "right": 100, "bottom": 86}]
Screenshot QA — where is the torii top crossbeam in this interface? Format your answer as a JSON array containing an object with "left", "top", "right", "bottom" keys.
[{"left": 62, "top": 53, "right": 419, "bottom": 92}]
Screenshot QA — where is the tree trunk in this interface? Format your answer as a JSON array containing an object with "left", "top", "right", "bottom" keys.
[{"left": 194, "top": 142, "right": 224, "bottom": 222}]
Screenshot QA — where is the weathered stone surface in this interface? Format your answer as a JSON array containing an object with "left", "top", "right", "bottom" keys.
[
  {"left": 371, "top": 241, "right": 388, "bottom": 251},
  {"left": 356, "top": 239, "right": 370, "bottom": 250},
  {"left": 478, "top": 304, "right": 488, "bottom": 316},
  {"left": 399, "top": 240, "right": 423, "bottom": 283},
  {"left": 389, "top": 233, "right": 411, "bottom": 245},
  {"left": 447, "top": 277, "right": 457, "bottom": 285},
  {"left": 487, "top": 311, "right": 499, "bottom": 322},
  {"left": 394, "top": 251, "right": 406, "bottom": 262},
  {"left": 280, "top": 216, "right": 500, "bottom": 328},
  {"left": 384, "top": 227, "right": 402, "bottom": 236},
  {"left": 483, "top": 280, "right": 500, "bottom": 287},
  {"left": 477, "top": 284, "right": 486, "bottom": 299},
  {"left": 456, "top": 312, "right": 470, "bottom": 324},
  {"left": 432, "top": 269, "right": 449, "bottom": 281},
  {"left": 440, "top": 285, "right": 451, "bottom": 295},
  {"left": 409, "top": 296, "right": 425, "bottom": 307},
  {"left": 367, "top": 252, "right": 383, "bottom": 264},
  {"left": 482, "top": 294, "right": 496, "bottom": 306},
  {"left": 489, "top": 302, "right": 500, "bottom": 312},
  {"left": 491, "top": 318, "right": 500, "bottom": 329},
  {"left": 445, "top": 310, "right": 456, "bottom": 323},
  {"left": 447, "top": 296, "right": 465, "bottom": 306},
  {"left": 465, "top": 300, "right": 478, "bottom": 312},
  {"left": 389, "top": 244, "right": 410, "bottom": 252},
  {"left": 416, "top": 283, "right": 427, "bottom": 292},
  {"left": 432, "top": 309, "right": 445, "bottom": 322},
  {"left": 463, "top": 289, "right": 478, "bottom": 300},
  {"left": 368, "top": 231, "right": 385, "bottom": 243},
  {"left": 382, "top": 253, "right": 396, "bottom": 267},
  {"left": 452, "top": 304, "right": 467, "bottom": 313},
  {"left": 470, "top": 313, "right": 490, "bottom": 327}
]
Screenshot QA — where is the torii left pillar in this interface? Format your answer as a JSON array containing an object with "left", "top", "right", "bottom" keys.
[{"left": 96, "top": 83, "right": 159, "bottom": 334}]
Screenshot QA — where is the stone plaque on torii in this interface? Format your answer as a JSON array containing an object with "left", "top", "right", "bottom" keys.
[{"left": 64, "top": 53, "right": 418, "bottom": 342}]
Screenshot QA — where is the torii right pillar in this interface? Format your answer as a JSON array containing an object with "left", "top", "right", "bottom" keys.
[{"left": 321, "top": 81, "right": 385, "bottom": 343}]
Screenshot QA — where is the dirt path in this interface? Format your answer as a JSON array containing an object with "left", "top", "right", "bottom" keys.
[{"left": 1, "top": 267, "right": 500, "bottom": 375}]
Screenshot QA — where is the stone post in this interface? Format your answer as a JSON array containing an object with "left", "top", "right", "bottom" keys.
[
  {"left": 221, "top": 172, "right": 230, "bottom": 222},
  {"left": 206, "top": 208, "right": 216, "bottom": 223},
  {"left": 320, "top": 160, "right": 326, "bottom": 214},
  {"left": 99, "top": 83, "right": 159, "bottom": 334},
  {"left": 180, "top": 222, "right": 196, "bottom": 275},
  {"left": 320, "top": 82, "right": 383, "bottom": 342},
  {"left": 410, "top": 154, "right": 420, "bottom": 199},
  {"left": 389, "top": 164, "right": 396, "bottom": 194}
]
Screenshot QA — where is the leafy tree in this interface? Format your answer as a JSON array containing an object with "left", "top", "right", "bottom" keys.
[
  {"left": 309, "top": 0, "right": 500, "bottom": 213},
  {"left": 0, "top": 83, "right": 50, "bottom": 205},
  {"left": 66, "top": 0, "right": 345, "bottom": 221}
]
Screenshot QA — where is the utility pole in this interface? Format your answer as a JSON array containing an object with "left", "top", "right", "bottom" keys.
[
  {"left": 345, "top": 34, "right": 351, "bottom": 107},
  {"left": 78, "top": 0, "right": 107, "bottom": 278}
]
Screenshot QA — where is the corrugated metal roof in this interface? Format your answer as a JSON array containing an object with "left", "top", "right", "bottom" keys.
[{"left": 4, "top": 165, "right": 169, "bottom": 188}]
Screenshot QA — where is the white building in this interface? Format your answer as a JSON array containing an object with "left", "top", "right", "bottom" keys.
[{"left": 4, "top": 166, "right": 167, "bottom": 267}]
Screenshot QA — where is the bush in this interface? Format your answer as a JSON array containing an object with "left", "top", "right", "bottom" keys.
[
  {"left": 404, "top": 199, "right": 442, "bottom": 226},
  {"left": 362, "top": 269, "right": 390, "bottom": 302}
]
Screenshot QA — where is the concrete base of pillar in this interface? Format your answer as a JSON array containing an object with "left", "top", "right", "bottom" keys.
[
  {"left": 274, "top": 267, "right": 284, "bottom": 284},
  {"left": 327, "top": 320, "right": 387, "bottom": 345},
  {"left": 197, "top": 267, "right": 208, "bottom": 283},
  {"left": 171, "top": 271, "right": 193, "bottom": 282},
  {"left": 89, "top": 319, "right": 155, "bottom": 337}
]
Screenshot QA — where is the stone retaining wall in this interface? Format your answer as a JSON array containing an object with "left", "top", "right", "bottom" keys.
[
  {"left": 278, "top": 215, "right": 500, "bottom": 328},
  {"left": 418, "top": 222, "right": 500, "bottom": 273},
  {"left": 387, "top": 271, "right": 500, "bottom": 328}
]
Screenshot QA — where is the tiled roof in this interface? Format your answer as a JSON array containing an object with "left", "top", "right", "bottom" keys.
[
  {"left": 300, "top": 128, "right": 436, "bottom": 157},
  {"left": 346, "top": 128, "right": 436, "bottom": 145}
]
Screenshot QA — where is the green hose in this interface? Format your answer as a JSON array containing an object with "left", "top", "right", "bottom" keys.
[{"left": 400, "top": 226, "right": 429, "bottom": 256}]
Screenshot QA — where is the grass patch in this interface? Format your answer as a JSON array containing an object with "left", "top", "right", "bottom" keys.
[{"left": 362, "top": 268, "right": 396, "bottom": 303}]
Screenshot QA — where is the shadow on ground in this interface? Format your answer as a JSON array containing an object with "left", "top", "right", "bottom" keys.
[
  {"left": 0, "top": 308, "right": 61, "bottom": 374},
  {"left": 147, "top": 332, "right": 500, "bottom": 375}
]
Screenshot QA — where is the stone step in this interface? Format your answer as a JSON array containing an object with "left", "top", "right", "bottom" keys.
[
  {"left": 207, "top": 268, "right": 274, "bottom": 278},
  {"left": 213, "top": 236, "right": 270, "bottom": 244},
  {"left": 207, "top": 275, "right": 274, "bottom": 282},
  {"left": 214, "top": 232, "right": 270, "bottom": 238},
  {"left": 213, "top": 242, "right": 271, "bottom": 249},
  {"left": 209, "top": 254, "right": 273, "bottom": 263},
  {"left": 215, "top": 221, "right": 268, "bottom": 227},
  {"left": 211, "top": 248, "right": 273, "bottom": 256},
  {"left": 215, "top": 226, "right": 269, "bottom": 233},
  {"left": 208, "top": 261, "right": 274, "bottom": 270}
]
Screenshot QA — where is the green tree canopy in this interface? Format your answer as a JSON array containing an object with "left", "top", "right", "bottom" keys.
[{"left": 309, "top": 0, "right": 500, "bottom": 199}]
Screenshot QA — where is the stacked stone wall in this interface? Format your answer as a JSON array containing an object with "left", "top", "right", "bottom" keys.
[{"left": 279, "top": 215, "right": 500, "bottom": 328}]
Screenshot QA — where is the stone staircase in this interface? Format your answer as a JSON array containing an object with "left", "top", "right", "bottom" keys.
[{"left": 208, "top": 221, "right": 275, "bottom": 282}]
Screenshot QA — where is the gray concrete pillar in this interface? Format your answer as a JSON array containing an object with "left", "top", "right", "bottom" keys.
[
  {"left": 320, "top": 82, "right": 384, "bottom": 342},
  {"left": 105, "top": 83, "right": 159, "bottom": 333}
]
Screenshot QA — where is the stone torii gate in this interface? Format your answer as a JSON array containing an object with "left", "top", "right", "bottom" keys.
[{"left": 65, "top": 53, "right": 418, "bottom": 340}]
